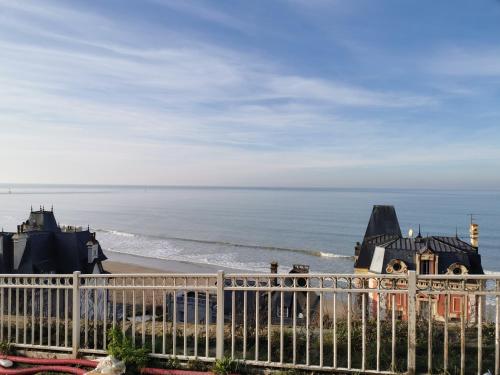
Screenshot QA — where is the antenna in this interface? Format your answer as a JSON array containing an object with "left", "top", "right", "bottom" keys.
[{"left": 468, "top": 213, "right": 478, "bottom": 225}]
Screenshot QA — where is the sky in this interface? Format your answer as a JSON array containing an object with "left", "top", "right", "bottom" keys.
[{"left": 1, "top": 0, "right": 500, "bottom": 188}]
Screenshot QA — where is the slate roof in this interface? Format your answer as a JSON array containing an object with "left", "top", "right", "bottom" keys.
[
  {"left": 1, "top": 209, "right": 106, "bottom": 274},
  {"left": 355, "top": 205, "right": 484, "bottom": 275}
]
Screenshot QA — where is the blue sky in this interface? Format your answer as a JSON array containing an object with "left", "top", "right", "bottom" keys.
[{"left": 1, "top": 0, "right": 499, "bottom": 188}]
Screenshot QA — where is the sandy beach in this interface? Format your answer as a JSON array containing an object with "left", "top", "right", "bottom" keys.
[{"left": 102, "top": 250, "right": 247, "bottom": 274}]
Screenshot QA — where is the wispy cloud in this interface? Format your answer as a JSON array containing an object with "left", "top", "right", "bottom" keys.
[
  {"left": 428, "top": 46, "right": 500, "bottom": 77},
  {"left": 0, "top": 0, "right": 499, "bottom": 187}
]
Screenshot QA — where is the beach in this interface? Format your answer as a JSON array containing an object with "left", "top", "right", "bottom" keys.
[{"left": 103, "top": 250, "right": 246, "bottom": 274}]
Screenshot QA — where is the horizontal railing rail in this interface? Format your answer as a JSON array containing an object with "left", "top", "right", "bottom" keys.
[{"left": 1, "top": 271, "right": 500, "bottom": 374}]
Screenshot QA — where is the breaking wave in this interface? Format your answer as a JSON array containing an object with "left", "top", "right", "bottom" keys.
[{"left": 95, "top": 228, "right": 353, "bottom": 259}]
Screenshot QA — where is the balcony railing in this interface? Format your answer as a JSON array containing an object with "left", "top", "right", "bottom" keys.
[{"left": 0, "top": 271, "right": 498, "bottom": 374}]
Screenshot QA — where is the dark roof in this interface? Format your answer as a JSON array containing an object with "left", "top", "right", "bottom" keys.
[
  {"left": 26, "top": 210, "right": 59, "bottom": 232},
  {"left": 354, "top": 205, "right": 402, "bottom": 269},
  {"left": 3, "top": 209, "right": 106, "bottom": 274},
  {"left": 354, "top": 233, "right": 399, "bottom": 269},
  {"left": 363, "top": 205, "right": 401, "bottom": 240},
  {"left": 367, "top": 235, "right": 483, "bottom": 274},
  {"left": 355, "top": 205, "right": 484, "bottom": 275},
  {"left": 380, "top": 235, "right": 483, "bottom": 274}
]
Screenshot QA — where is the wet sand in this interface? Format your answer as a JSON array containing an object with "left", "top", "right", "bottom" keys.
[{"left": 102, "top": 250, "right": 247, "bottom": 274}]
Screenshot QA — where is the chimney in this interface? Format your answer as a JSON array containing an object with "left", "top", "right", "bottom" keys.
[
  {"left": 270, "top": 261, "right": 278, "bottom": 274},
  {"left": 470, "top": 223, "right": 479, "bottom": 249},
  {"left": 270, "top": 261, "right": 278, "bottom": 286}
]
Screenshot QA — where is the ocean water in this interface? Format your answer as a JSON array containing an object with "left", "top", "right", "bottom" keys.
[{"left": 0, "top": 185, "right": 499, "bottom": 274}]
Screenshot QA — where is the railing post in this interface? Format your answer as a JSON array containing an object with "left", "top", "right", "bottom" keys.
[
  {"left": 72, "top": 271, "right": 81, "bottom": 358},
  {"left": 216, "top": 270, "right": 225, "bottom": 359},
  {"left": 407, "top": 271, "right": 417, "bottom": 375}
]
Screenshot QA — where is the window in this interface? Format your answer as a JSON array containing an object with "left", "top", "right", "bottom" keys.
[
  {"left": 277, "top": 307, "right": 289, "bottom": 318},
  {"left": 88, "top": 243, "right": 98, "bottom": 263},
  {"left": 420, "top": 260, "right": 431, "bottom": 274}
]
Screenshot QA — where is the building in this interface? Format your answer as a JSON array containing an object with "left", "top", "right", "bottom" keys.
[
  {"left": 354, "top": 205, "right": 484, "bottom": 321},
  {"left": 0, "top": 207, "right": 107, "bottom": 274},
  {"left": 168, "top": 263, "right": 320, "bottom": 325}
]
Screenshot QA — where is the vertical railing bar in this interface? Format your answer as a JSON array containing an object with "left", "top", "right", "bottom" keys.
[
  {"left": 112, "top": 278, "right": 117, "bottom": 329},
  {"left": 94, "top": 279, "right": 98, "bottom": 350},
  {"left": 72, "top": 272, "right": 81, "bottom": 359},
  {"left": 347, "top": 291, "right": 352, "bottom": 369},
  {"left": 103, "top": 283, "right": 108, "bottom": 351},
  {"left": 460, "top": 294, "right": 465, "bottom": 375},
  {"left": 56, "top": 279, "right": 60, "bottom": 348},
  {"left": 444, "top": 292, "right": 449, "bottom": 373},
  {"left": 121, "top": 280, "right": 126, "bottom": 334},
  {"left": 407, "top": 271, "right": 417, "bottom": 375},
  {"left": 132, "top": 278, "right": 136, "bottom": 346},
  {"left": 183, "top": 289, "right": 187, "bottom": 356},
  {"left": 244, "top": 289, "right": 248, "bottom": 360},
  {"left": 162, "top": 278, "right": 166, "bottom": 355},
  {"left": 39, "top": 284, "right": 43, "bottom": 345},
  {"left": 142, "top": 278, "right": 146, "bottom": 346},
  {"left": 215, "top": 271, "right": 225, "bottom": 359},
  {"left": 65, "top": 286, "right": 69, "bottom": 348},
  {"left": 205, "top": 288, "right": 209, "bottom": 358},
  {"left": 293, "top": 290, "right": 297, "bottom": 365},
  {"left": 84, "top": 288, "right": 88, "bottom": 348},
  {"left": 15, "top": 283, "right": 19, "bottom": 344},
  {"left": 152, "top": 278, "right": 156, "bottom": 354},
  {"left": 8, "top": 283, "right": 12, "bottom": 342},
  {"left": 255, "top": 289, "right": 260, "bottom": 361},
  {"left": 48, "top": 282, "right": 51, "bottom": 346},
  {"left": 319, "top": 289, "right": 324, "bottom": 367},
  {"left": 478, "top": 294, "right": 482, "bottom": 375},
  {"left": 376, "top": 291, "right": 380, "bottom": 372},
  {"left": 391, "top": 293, "right": 396, "bottom": 373},
  {"left": 194, "top": 288, "right": 198, "bottom": 358},
  {"left": 31, "top": 280, "right": 35, "bottom": 345},
  {"left": 23, "top": 286, "right": 28, "bottom": 345},
  {"left": 496, "top": 292, "right": 500, "bottom": 375},
  {"left": 0, "top": 280, "right": 3, "bottom": 342},
  {"left": 362, "top": 292, "right": 367, "bottom": 372},
  {"left": 173, "top": 281, "right": 177, "bottom": 357},
  {"left": 427, "top": 294, "right": 432, "bottom": 374},
  {"left": 267, "top": 288, "right": 271, "bottom": 363},
  {"left": 279, "top": 287, "right": 283, "bottom": 364},
  {"left": 333, "top": 291, "right": 337, "bottom": 368},
  {"left": 231, "top": 290, "right": 235, "bottom": 359},
  {"left": 306, "top": 289, "right": 310, "bottom": 366}
]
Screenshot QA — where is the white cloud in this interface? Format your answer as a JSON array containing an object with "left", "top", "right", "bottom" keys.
[{"left": 0, "top": 1, "right": 497, "bottom": 187}]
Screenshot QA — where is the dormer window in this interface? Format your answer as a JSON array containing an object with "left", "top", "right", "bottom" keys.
[
  {"left": 421, "top": 260, "right": 431, "bottom": 274},
  {"left": 87, "top": 242, "right": 98, "bottom": 263},
  {"left": 418, "top": 249, "right": 436, "bottom": 275}
]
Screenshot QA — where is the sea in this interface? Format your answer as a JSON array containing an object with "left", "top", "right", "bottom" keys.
[{"left": 0, "top": 184, "right": 499, "bottom": 274}]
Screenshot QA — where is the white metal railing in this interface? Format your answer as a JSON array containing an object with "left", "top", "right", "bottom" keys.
[{"left": 1, "top": 271, "right": 499, "bottom": 374}]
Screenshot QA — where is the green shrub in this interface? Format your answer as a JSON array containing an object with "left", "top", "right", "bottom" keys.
[
  {"left": 212, "top": 357, "right": 241, "bottom": 375},
  {"left": 187, "top": 358, "right": 209, "bottom": 371},
  {"left": 0, "top": 341, "right": 13, "bottom": 355},
  {"left": 107, "top": 327, "right": 150, "bottom": 374},
  {"left": 164, "top": 356, "right": 181, "bottom": 369}
]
